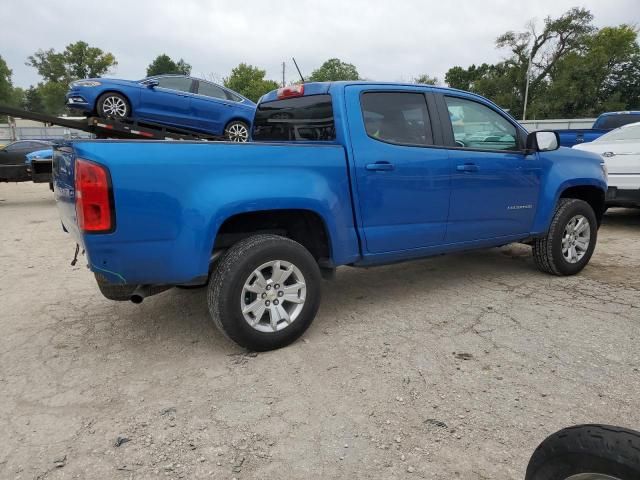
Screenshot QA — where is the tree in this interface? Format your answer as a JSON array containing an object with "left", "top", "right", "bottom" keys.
[
  {"left": 146, "top": 54, "right": 192, "bottom": 77},
  {"left": 309, "top": 58, "right": 359, "bottom": 82},
  {"left": 444, "top": 7, "right": 608, "bottom": 118},
  {"left": 27, "top": 41, "right": 117, "bottom": 83},
  {"left": 540, "top": 25, "right": 640, "bottom": 117},
  {"left": 0, "top": 55, "right": 14, "bottom": 106},
  {"left": 26, "top": 41, "right": 117, "bottom": 115},
  {"left": 223, "top": 63, "right": 279, "bottom": 102},
  {"left": 412, "top": 74, "right": 439, "bottom": 85},
  {"left": 23, "top": 86, "right": 44, "bottom": 112}
]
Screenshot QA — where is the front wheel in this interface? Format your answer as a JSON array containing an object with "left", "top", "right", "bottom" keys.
[
  {"left": 207, "top": 234, "right": 322, "bottom": 351},
  {"left": 532, "top": 198, "right": 597, "bottom": 275},
  {"left": 224, "top": 120, "right": 250, "bottom": 142},
  {"left": 96, "top": 92, "right": 130, "bottom": 120},
  {"left": 525, "top": 424, "right": 640, "bottom": 480}
]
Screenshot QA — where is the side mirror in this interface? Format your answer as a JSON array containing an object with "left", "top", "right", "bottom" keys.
[
  {"left": 145, "top": 79, "right": 159, "bottom": 88},
  {"left": 526, "top": 130, "right": 560, "bottom": 153}
]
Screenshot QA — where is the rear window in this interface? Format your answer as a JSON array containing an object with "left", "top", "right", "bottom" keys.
[
  {"left": 594, "top": 114, "right": 640, "bottom": 130},
  {"left": 252, "top": 94, "right": 335, "bottom": 141}
]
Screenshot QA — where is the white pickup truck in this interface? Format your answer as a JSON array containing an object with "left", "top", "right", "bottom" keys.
[{"left": 574, "top": 122, "right": 640, "bottom": 208}]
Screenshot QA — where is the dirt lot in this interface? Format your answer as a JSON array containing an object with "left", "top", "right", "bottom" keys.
[{"left": 1, "top": 182, "right": 639, "bottom": 480}]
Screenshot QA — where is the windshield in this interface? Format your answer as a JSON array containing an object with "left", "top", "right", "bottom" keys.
[{"left": 594, "top": 122, "right": 640, "bottom": 142}]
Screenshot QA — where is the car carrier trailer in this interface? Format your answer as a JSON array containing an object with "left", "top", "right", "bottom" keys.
[{"left": 0, "top": 105, "right": 224, "bottom": 185}]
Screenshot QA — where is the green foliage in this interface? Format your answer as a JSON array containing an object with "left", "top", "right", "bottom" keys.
[
  {"left": 25, "top": 41, "right": 117, "bottom": 115},
  {"left": 0, "top": 55, "right": 15, "bottom": 106},
  {"left": 445, "top": 8, "right": 639, "bottom": 118},
  {"left": 37, "top": 82, "right": 68, "bottom": 115},
  {"left": 22, "top": 86, "right": 44, "bottom": 112},
  {"left": 412, "top": 74, "right": 439, "bottom": 85},
  {"left": 27, "top": 41, "right": 117, "bottom": 83},
  {"left": 223, "top": 63, "right": 279, "bottom": 102},
  {"left": 309, "top": 58, "right": 359, "bottom": 82},
  {"left": 146, "top": 54, "right": 192, "bottom": 77}
]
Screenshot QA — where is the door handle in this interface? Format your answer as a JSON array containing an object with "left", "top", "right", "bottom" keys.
[
  {"left": 366, "top": 161, "right": 394, "bottom": 171},
  {"left": 456, "top": 163, "right": 479, "bottom": 172}
]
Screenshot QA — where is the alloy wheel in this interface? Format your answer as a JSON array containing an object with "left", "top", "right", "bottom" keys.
[
  {"left": 240, "top": 260, "right": 306, "bottom": 333},
  {"left": 561, "top": 214, "right": 591, "bottom": 264},
  {"left": 101, "top": 96, "right": 128, "bottom": 118},
  {"left": 226, "top": 123, "right": 249, "bottom": 142}
]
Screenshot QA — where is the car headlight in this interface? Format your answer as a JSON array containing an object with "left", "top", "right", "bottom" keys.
[{"left": 73, "top": 80, "right": 102, "bottom": 87}]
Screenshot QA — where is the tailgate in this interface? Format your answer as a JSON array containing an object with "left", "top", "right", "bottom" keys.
[{"left": 52, "top": 144, "right": 83, "bottom": 245}]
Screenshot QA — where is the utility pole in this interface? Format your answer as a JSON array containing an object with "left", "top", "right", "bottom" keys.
[
  {"left": 282, "top": 62, "right": 286, "bottom": 88},
  {"left": 522, "top": 41, "right": 533, "bottom": 121}
]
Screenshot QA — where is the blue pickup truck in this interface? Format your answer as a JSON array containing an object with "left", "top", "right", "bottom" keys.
[
  {"left": 555, "top": 111, "right": 640, "bottom": 147},
  {"left": 53, "top": 82, "right": 607, "bottom": 351}
]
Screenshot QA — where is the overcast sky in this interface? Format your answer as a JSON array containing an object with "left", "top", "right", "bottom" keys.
[{"left": 2, "top": 0, "right": 639, "bottom": 88}]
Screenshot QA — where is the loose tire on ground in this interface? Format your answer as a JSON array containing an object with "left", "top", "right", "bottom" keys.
[
  {"left": 532, "top": 198, "right": 598, "bottom": 276},
  {"left": 96, "top": 92, "right": 130, "bottom": 119},
  {"left": 207, "top": 234, "right": 322, "bottom": 351},
  {"left": 525, "top": 424, "right": 640, "bottom": 480}
]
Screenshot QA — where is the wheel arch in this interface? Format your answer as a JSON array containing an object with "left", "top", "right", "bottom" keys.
[
  {"left": 559, "top": 184, "right": 606, "bottom": 225},
  {"left": 212, "top": 209, "right": 332, "bottom": 265}
]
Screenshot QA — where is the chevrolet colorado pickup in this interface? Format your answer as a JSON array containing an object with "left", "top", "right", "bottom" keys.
[{"left": 53, "top": 81, "right": 608, "bottom": 351}]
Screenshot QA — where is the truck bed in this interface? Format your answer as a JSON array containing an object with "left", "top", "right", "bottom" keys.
[{"left": 53, "top": 140, "right": 360, "bottom": 285}]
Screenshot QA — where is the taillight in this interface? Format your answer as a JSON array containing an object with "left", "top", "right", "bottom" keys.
[
  {"left": 75, "top": 158, "right": 114, "bottom": 232},
  {"left": 277, "top": 84, "right": 304, "bottom": 99}
]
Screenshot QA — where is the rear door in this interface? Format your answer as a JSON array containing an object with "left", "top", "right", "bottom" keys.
[
  {"left": 437, "top": 93, "right": 541, "bottom": 243},
  {"left": 190, "top": 80, "right": 232, "bottom": 134},
  {"left": 138, "top": 76, "right": 195, "bottom": 128},
  {"left": 345, "top": 86, "right": 451, "bottom": 254}
]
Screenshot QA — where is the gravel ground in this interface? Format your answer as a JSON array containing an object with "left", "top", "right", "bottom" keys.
[{"left": 1, "top": 182, "right": 639, "bottom": 480}]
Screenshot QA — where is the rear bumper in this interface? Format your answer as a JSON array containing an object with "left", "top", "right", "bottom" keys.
[{"left": 606, "top": 187, "right": 640, "bottom": 208}]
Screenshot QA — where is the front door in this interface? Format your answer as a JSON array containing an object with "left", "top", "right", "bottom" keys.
[
  {"left": 439, "top": 94, "right": 541, "bottom": 243},
  {"left": 138, "top": 76, "right": 195, "bottom": 129},
  {"left": 345, "top": 86, "right": 451, "bottom": 254}
]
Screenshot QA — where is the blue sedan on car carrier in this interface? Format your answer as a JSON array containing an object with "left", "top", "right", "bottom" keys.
[{"left": 66, "top": 75, "right": 256, "bottom": 142}]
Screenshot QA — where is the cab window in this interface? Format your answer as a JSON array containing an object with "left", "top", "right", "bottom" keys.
[
  {"left": 445, "top": 96, "right": 518, "bottom": 151},
  {"left": 361, "top": 92, "right": 433, "bottom": 146}
]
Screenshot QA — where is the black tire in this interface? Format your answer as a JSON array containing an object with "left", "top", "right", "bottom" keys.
[
  {"left": 532, "top": 198, "right": 597, "bottom": 276},
  {"left": 224, "top": 120, "right": 250, "bottom": 142},
  {"left": 96, "top": 92, "right": 130, "bottom": 119},
  {"left": 525, "top": 424, "right": 640, "bottom": 480},
  {"left": 207, "top": 234, "right": 321, "bottom": 351}
]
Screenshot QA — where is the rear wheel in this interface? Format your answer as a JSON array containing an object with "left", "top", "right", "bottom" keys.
[
  {"left": 224, "top": 120, "right": 250, "bottom": 142},
  {"left": 97, "top": 92, "right": 130, "bottom": 120},
  {"left": 525, "top": 424, "right": 640, "bottom": 480},
  {"left": 532, "top": 198, "right": 597, "bottom": 275},
  {"left": 207, "top": 234, "right": 321, "bottom": 351}
]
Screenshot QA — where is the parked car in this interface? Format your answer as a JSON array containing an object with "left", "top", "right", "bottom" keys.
[
  {"left": 0, "top": 140, "right": 51, "bottom": 182},
  {"left": 53, "top": 81, "right": 607, "bottom": 351},
  {"left": 574, "top": 122, "right": 640, "bottom": 208},
  {"left": 66, "top": 75, "right": 256, "bottom": 142},
  {"left": 554, "top": 111, "right": 640, "bottom": 148}
]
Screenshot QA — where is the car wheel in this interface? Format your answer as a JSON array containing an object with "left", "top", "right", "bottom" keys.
[
  {"left": 525, "top": 424, "right": 640, "bottom": 480},
  {"left": 97, "top": 93, "right": 130, "bottom": 120},
  {"left": 532, "top": 198, "right": 597, "bottom": 276},
  {"left": 224, "top": 121, "right": 250, "bottom": 142},
  {"left": 207, "top": 234, "right": 321, "bottom": 351}
]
